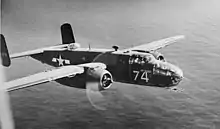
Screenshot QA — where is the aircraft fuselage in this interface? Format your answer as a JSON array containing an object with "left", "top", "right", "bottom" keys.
[{"left": 31, "top": 48, "right": 182, "bottom": 88}]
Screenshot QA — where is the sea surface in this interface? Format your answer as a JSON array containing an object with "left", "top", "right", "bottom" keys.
[{"left": 1, "top": 0, "right": 220, "bottom": 129}]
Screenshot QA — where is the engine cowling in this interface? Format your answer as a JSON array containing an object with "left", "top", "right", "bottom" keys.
[
  {"left": 86, "top": 68, "right": 113, "bottom": 91},
  {"left": 151, "top": 51, "right": 166, "bottom": 62}
]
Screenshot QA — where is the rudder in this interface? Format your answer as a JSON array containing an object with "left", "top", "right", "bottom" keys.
[
  {"left": 1, "top": 34, "right": 11, "bottom": 67},
  {"left": 61, "top": 23, "right": 75, "bottom": 44}
]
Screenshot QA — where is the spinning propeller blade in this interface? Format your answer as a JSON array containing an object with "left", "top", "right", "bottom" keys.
[
  {"left": 84, "top": 53, "right": 113, "bottom": 110},
  {"left": 86, "top": 82, "right": 107, "bottom": 110}
]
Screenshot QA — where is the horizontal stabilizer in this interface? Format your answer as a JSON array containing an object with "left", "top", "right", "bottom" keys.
[
  {"left": 10, "top": 44, "right": 69, "bottom": 59},
  {"left": 1, "top": 34, "right": 11, "bottom": 67}
]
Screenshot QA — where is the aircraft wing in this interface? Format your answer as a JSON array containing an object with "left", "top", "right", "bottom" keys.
[
  {"left": 3, "top": 65, "right": 84, "bottom": 92},
  {"left": 122, "top": 35, "right": 185, "bottom": 52},
  {"left": 10, "top": 44, "right": 69, "bottom": 59}
]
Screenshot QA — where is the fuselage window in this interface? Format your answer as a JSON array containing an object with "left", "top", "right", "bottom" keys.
[{"left": 129, "top": 55, "right": 145, "bottom": 65}]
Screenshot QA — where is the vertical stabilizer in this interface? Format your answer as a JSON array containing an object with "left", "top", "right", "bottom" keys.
[
  {"left": 61, "top": 23, "right": 75, "bottom": 44},
  {"left": 1, "top": 34, "right": 11, "bottom": 67}
]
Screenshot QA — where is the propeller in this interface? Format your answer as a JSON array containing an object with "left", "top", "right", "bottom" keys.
[
  {"left": 0, "top": 62, "right": 15, "bottom": 129},
  {"left": 86, "top": 81, "right": 107, "bottom": 110},
  {"left": 85, "top": 72, "right": 113, "bottom": 110},
  {"left": 85, "top": 52, "right": 116, "bottom": 110}
]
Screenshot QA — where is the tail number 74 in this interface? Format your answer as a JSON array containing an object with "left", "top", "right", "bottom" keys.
[{"left": 133, "top": 70, "right": 149, "bottom": 82}]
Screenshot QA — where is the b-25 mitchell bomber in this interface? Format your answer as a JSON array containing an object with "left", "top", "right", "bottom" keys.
[{"left": 1, "top": 23, "right": 185, "bottom": 109}]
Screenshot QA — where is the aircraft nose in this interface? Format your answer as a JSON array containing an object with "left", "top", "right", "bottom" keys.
[
  {"left": 169, "top": 64, "right": 183, "bottom": 85},
  {"left": 173, "top": 66, "right": 183, "bottom": 78}
]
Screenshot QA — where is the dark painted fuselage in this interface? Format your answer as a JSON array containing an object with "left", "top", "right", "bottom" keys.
[{"left": 31, "top": 48, "right": 180, "bottom": 88}]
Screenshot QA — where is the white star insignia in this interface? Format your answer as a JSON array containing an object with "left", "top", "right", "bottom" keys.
[{"left": 52, "top": 55, "right": 70, "bottom": 66}]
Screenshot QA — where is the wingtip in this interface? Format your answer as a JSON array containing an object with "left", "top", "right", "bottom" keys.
[{"left": 176, "top": 35, "right": 185, "bottom": 39}]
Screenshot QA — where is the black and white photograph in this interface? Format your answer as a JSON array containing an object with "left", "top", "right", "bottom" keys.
[{"left": 1, "top": 0, "right": 220, "bottom": 129}]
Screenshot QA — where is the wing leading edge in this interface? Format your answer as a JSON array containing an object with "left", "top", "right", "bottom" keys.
[
  {"left": 3, "top": 62, "right": 107, "bottom": 92},
  {"left": 3, "top": 65, "right": 84, "bottom": 92},
  {"left": 123, "top": 35, "right": 185, "bottom": 52},
  {"left": 10, "top": 44, "right": 69, "bottom": 59}
]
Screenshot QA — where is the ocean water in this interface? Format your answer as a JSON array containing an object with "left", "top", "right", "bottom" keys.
[{"left": 1, "top": 0, "right": 220, "bottom": 128}]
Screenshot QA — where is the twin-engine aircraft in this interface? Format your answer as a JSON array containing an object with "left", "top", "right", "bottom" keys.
[{"left": 1, "top": 23, "right": 185, "bottom": 109}]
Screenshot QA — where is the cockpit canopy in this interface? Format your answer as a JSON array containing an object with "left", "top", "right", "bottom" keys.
[{"left": 129, "top": 53, "right": 158, "bottom": 65}]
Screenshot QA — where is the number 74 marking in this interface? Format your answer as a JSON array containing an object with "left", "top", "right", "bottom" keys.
[{"left": 133, "top": 70, "right": 149, "bottom": 82}]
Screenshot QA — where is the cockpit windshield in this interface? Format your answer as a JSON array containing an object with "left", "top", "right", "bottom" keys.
[
  {"left": 129, "top": 53, "right": 157, "bottom": 65},
  {"left": 129, "top": 53, "right": 159, "bottom": 66}
]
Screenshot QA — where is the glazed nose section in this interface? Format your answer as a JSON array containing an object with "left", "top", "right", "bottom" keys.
[
  {"left": 151, "top": 61, "right": 183, "bottom": 87},
  {"left": 169, "top": 63, "right": 183, "bottom": 85},
  {"left": 175, "top": 67, "right": 183, "bottom": 78}
]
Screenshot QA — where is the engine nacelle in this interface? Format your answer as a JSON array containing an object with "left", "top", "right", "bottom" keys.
[
  {"left": 86, "top": 68, "right": 113, "bottom": 91},
  {"left": 151, "top": 51, "right": 166, "bottom": 62}
]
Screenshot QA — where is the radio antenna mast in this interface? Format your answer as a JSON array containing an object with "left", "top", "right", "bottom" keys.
[{"left": 89, "top": 43, "right": 91, "bottom": 50}]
